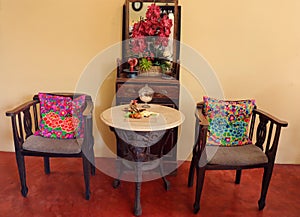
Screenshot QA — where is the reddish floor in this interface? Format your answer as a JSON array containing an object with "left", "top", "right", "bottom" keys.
[{"left": 0, "top": 151, "right": 299, "bottom": 217}]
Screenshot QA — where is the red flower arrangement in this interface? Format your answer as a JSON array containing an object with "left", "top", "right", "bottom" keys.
[{"left": 130, "top": 3, "right": 173, "bottom": 62}]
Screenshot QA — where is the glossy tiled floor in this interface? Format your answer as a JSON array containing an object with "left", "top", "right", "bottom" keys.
[{"left": 0, "top": 151, "right": 299, "bottom": 217}]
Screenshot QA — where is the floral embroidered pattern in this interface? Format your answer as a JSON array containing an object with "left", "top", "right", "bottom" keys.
[
  {"left": 35, "top": 93, "right": 86, "bottom": 139},
  {"left": 203, "top": 96, "right": 256, "bottom": 146}
]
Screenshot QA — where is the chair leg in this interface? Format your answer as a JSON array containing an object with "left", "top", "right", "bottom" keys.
[
  {"left": 91, "top": 164, "right": 96, "bottom": 176},
  {"left": 113, "top": 159, "right": 124, "bottom": 189},
  {"left": 44, "top": 157, "right": 50, "bottom": 174},
  {"left": 258, "top": 164, "right": 274, "bottom": 210},
  {"left": 193, "top": 166, "right": 206, "bottom": 214},
  {"left": 15, "top": 152, "right": 28, "bottom": 197},
  {"left": 235, "top": 169, "right": 242, "bottom": 184},
  {"left": 188, "top": 156, "right": 196, "bottom": 187},
  {"left": 89, "top": 147, "right": 96, "bottom": 176},
  {"left": 82, "top": 156, "right": 91, "bottom": 200}
]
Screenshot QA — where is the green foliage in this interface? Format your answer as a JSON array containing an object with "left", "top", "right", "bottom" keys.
[
  {"left": 160, "top": 61, "right": 171, "bottom": 73},
  {"left": 139, "top": 58, "right": 153, "bottom": 71}
]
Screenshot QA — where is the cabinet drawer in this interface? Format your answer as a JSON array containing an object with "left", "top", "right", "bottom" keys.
[{"left": 116, "top": 83, "right": 179, "bottom": 100}]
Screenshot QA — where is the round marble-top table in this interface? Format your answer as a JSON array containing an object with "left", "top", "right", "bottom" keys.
[
  {"left": 100, "top": 104, "right": 184, "bottom": 216},
  {"left": 101, "top": 104, "right": 184, "bottom": 132}
]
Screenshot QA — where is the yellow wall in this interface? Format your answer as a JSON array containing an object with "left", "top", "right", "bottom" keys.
[{"left": 0, "top": 0, "right": 299, "bottom": 163}]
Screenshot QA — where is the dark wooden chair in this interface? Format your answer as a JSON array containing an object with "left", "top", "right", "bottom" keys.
[
  {"left": 6, "top": 93, "right": 95, "bottom": 200},
  {"left": 188, "top": 102, "right": 288, "bottom": 213}
]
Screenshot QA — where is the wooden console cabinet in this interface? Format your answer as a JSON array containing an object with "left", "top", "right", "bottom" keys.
[
  {"left": 115, "top": 73, "right": 180, "bottom": 167},
  {"left": 115, "top": 0, "right": 181, "bottom": 172}
]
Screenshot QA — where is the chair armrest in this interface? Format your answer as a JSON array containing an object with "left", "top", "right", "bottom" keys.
[
  {"left": 6, "top": 100, "right": 39, "bottom": 117},
  {"left": 253, "top": 108, "right": 288, "bottom": 127},
  {"left": 6, "top": 99, "right": 40, "bottom": 151}
]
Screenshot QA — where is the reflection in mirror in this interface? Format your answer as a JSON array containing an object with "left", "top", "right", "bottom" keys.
[
  {"left": 131, "top": 1, "right": 143, "bottom": 11},
  {"left": 128, "top": 3, "right": 176, "bottom": 60},
  {"left": 121, "top": 0, "right": 180, "bottom": 79},
  {"left": 129, "top": 2, "right": 175, "bottom": 35}
]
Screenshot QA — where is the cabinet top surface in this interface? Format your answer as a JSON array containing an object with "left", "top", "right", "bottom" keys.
[{"left": 100, "top": 104, "right": 184, "bottom": 132}]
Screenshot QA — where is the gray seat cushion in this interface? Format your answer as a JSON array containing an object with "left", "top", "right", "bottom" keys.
[
  {"left": 23, "top": 135, "right": 83, "bottom": 154},
  {"left": 199, "top": 144, "right": 268, "bottom": 167}
]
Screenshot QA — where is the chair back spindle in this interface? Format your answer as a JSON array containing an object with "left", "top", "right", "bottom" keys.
[
  {"left": 255, "top": 115, "right": 269, "bottom": 150},
  {"left": 33, "top": 102, "right": 39, "bottom": 132},
  {"left": 264, "top": 122, "right": 274, "bottom": 155},
  {"left": 23, "top": 108, "right": 33, "bottom": 139},
  {"left": 248, "top": 111, "right": 256, "bottom": 140},
  {"left": 11, "top": 116, "right": 23, "bottom": 151},
  {"left": 17, "top": 114, "right": 24, "bottom": 143},
  {"left": 267, "top": 125, "right": 283, "bottom": 162}
]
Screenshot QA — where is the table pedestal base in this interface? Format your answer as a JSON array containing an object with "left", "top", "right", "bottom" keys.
[
  {"left": 111, "top": 129, "right": 173, "bottom": 216},
  {"left": 112, "top": 158, "right": 170, "bottom": 216}
]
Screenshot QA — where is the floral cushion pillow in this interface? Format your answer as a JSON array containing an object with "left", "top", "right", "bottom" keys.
[
  {"left": 35, "top": 93, "right": 86, "bottom": 139},
  {"left": 203, "top": 96, "right": 256, "bottom": 146}
]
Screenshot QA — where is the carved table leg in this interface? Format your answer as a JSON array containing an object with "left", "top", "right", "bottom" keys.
[
  {"left": 113, "top": 158, "right": 124, "bottom": 189},
  {"left": 134, "top": 162, "right": 142, "bottom": 216},
  {"left": 114, "top": 129, "right": 168, "bottom": 216},
  {"left": 113, "top": 179, "right": 120, "bottom": 188},
  {"left": 134, "top": 181, "right": 142, "bottom": 216},
  {"left": 159, "top": 160, "right": 170, "bottom": 190}
]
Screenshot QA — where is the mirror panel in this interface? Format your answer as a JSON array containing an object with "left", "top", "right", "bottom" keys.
[
  {"left": 129, "top": 2, "right": 176, "bottom": 36},
  {"left": 123, "top": 0, "right": 180, "bottom": 61}
]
